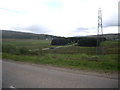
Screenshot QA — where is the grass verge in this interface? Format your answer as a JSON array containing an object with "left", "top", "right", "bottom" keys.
[{"left": 2, "top": 53, "right": 118, "bottom": 72}]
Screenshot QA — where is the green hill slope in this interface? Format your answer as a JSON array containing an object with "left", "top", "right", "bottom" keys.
[{"left": 1, "top": 30, "right": 58, "bottom": 40}]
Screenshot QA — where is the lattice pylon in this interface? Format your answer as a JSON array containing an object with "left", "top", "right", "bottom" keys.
[{"left": 96, "top": 8, "right": 104, "bottom": 55}]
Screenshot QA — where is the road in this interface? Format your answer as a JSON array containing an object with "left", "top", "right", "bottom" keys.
[{"left": 2, "top": 60, "right": 118, "bottom": 88}]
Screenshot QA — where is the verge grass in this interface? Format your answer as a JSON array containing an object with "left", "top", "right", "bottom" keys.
[
  {"left": 2, "top": 39, "right": 119, "bottom": 72},
  {"left": 2, "top": 53, "right": 118, "bottom": 72}
]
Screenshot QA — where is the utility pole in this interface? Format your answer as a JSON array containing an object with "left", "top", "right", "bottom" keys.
[{"left": 96, "top": 8, "right": 104, "bottom": 55}]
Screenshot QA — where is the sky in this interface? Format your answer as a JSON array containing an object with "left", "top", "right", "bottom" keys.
[{"left": 0, "top": 0, "right": 119, "bottom": 37}]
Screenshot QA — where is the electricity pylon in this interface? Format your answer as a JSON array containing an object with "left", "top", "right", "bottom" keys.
[{"left": 96, "top": 8, "right": 104, "bottom": 55}]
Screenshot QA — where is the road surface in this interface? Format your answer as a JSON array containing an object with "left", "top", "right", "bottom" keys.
[{"left": 2, "top": 60, "right": 118, "bottom": 88}]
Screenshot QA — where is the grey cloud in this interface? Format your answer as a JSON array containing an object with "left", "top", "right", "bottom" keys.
[
  {"left": 74, "top": 27, "right": 96, "bottom": 33},
  {"left": 101, "top": 3, "right": 119, "bottom": 28},
  {"left": 76, "top": 27, "right": 88, "bottom": 30},
  {"left": 74, "top": 27, "right": 89, "bottom": 33},
  {"left": 70, "top": 27, "right": 91, "bottom": 36},
  {"left": 12, "top": 24, "right": 51, "bottom": 34},
  {"left": 103, "top": 21, "right": 118, "bottom": 27},
  {"left": 118, "top": 7, "right": 120, "bottom": 26},
  {"left": 103, "top": 13, "right": 119, "bottom": 27}
]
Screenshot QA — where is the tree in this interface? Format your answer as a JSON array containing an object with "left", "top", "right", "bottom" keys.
[
  {"left": 77, "top": 37, "right": 97, "bottom": 47},
  {"left": 51, "top": 38, "right": 71, "bottom": 45}
]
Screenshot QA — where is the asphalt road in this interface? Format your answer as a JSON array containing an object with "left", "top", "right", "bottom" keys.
[{"left": 2, "top": 60, "right": 118, "bottom": 88}]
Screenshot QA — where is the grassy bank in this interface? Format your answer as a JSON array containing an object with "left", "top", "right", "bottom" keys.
[{"left": 2, "top": 53, "right": 118, "bottom": 72}]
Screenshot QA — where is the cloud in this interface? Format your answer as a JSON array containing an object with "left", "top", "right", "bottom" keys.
[
  {"left": 76, "top": 27, "right": 88, "bottom": 30},
  {"left": 103, "top": 13, "right": 118, "bottom": 27},
  {"left": 0, "top": 0, "right": 119, "bottom": 37},
  {"left": 118, "top": 2, "right": 120, "bottom": 26},
  {"left": 12, "top": 24, "right": 52, "bottom": 34},
  {"left": 0, "top": 8, "right": 24, "bottom": 14},
  {"left": 73, "top": 27, "right": 89, "bottom": 33},
  {"left": 45, "top": 0, "right": 62, "bottom": 8}
]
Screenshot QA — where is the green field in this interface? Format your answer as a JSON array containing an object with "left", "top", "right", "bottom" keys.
[
  {"left": 2, "top": 39, "right": 119, "bottom": 72},
  {"left": 2, "top": 39, "right": 51, "bottom": 49}
]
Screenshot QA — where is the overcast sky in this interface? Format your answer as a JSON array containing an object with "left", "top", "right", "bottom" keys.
[{"left": 0, "top": 0, "right": 119, "bottom": 37}]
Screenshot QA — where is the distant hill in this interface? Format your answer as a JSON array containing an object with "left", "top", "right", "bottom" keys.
[
  {"left": 1, "top": 30, "right": 59, "bottom": 40},
  {"left": 1, "top": 30, "right": 119, "bottom": 40},
  {"left": 86, "top": 34, "right": 119, "bottom": 40}
]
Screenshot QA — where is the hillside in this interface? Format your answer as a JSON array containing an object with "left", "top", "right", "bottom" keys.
[
  {"left": 86, "top": 34, "right": 119, "bottom": 40},
  {"left": 1, "top": 30, "right": 59, "bottom": 40},
  {"left": 1, "top": 30, "right": 119, "bottom": 40}
]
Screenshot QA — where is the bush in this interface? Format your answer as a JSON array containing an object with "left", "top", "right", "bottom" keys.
[
  {"left": 2, "top": 44, "right": 44, "bottom": 56},
  {"left": 2, "top": 44, "right": 18, "bottom": 54},
  {"left": 19, "top": 47, "right": 29, "bottom": 55}
]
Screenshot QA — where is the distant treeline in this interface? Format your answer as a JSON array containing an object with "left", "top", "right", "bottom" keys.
[{"left": 51, "top": 37, "right": 106, "bottom": 47}]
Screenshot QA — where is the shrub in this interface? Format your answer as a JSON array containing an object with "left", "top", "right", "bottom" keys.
[
  {"left": 19, "top": 47, "right": 29, "bottom": 55},
  {"left": 2, "top": 44, "right": 18, "bottom": 54}
]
